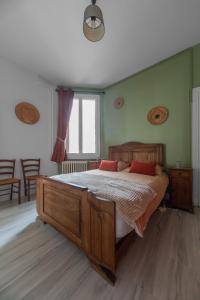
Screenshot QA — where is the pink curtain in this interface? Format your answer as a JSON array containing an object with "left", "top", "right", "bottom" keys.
[{"left": 51, "top": 88, "right": 74, "bottom": 162}]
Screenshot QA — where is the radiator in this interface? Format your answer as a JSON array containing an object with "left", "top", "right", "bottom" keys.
[{"left": 61, "top": 160, "right": 88, "bottom": 174}]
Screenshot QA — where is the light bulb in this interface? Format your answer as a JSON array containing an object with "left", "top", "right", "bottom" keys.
[{"left": 86, "top": 17, "right": 101, "bottom": 29}]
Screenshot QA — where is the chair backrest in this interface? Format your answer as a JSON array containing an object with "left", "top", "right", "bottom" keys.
[
  {"left": 21, "top": 159, "right": 40, "bottom": 181},
  {"left": 0, "top": 160, "right": 15, "bottom": 179}
]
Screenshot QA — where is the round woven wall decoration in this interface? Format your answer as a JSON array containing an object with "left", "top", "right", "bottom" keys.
[
  {"left": 15, "top": 102, "right": 40, "bottom": 125},
  {"left": 147, "top": 106, "right": 169, "bottom": 125},
  {"left": 114, "top": 97, "right": 124, "bottom": 109}
]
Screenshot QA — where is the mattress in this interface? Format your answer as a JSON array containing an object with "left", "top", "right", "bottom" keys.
[{"left": 84, "top": 169, "right": 169, "bottom": 238}]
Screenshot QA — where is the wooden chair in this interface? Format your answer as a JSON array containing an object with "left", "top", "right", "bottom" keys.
[
  {"left": 21, "top": 159, "right": 43, "bottom": 201},
  {"left": 0, "top": 160, "right": 21, "bottom": 204}
]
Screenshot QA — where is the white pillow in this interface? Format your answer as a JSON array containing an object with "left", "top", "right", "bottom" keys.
[
  {"left": 117, "top": 160, "right": 130, "bottom": 171},
  {"left": 155, "top": 164, "right": 163, "bottom": 175}
]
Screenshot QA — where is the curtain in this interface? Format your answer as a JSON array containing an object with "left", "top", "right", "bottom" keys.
[{"left": 51, "top": 88, "right": 74, "bottom": 162}]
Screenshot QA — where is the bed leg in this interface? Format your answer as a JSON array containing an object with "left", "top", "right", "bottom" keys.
[{"left": 90, "top": 262, "right": 116, "bottom": 285}]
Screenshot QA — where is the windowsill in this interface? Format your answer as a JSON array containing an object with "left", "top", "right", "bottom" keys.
[{"left": 67, "top": 154, "right": 100, "bottom": 160}]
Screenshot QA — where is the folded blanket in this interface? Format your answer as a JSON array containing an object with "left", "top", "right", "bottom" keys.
[{"left": 51, "top": 173, "right": 157, "bottom": 233}]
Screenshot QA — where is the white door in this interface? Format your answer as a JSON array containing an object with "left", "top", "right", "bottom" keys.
[{"left": 192, "top": 87, "right": 200, "bottom": 206}]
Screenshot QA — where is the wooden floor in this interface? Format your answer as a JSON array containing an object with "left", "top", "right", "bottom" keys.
[{"left": 0, "top": 201, "right": 200, "bottom": 300}]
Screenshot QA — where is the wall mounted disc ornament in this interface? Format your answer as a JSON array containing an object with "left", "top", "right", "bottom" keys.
[
  {"left": 114, "top": 97, "right": 124, "bottom": 109},
  {"left": 147, "top": 106, "right": 169, "bottom": 125},
  {"left": 15, "top": 102, "right": 40, "bottom": 125}
]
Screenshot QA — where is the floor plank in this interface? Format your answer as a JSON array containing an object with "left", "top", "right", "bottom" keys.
[{"left": 0, "top": 201, "right": 200, "bottom": 300}]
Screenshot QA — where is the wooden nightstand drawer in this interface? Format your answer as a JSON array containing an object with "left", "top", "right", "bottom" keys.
[{"left": 169, "top": 169, "right": 192, "bottom": 178}]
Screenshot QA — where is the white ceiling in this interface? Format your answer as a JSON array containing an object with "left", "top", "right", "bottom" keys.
[{"left": 0, "top": 0, "right": 200, "bottom": 89}]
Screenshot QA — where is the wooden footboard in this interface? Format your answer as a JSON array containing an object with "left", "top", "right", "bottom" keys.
[{"left": 36, "top": 177, "right": 116, "bottom": 283}]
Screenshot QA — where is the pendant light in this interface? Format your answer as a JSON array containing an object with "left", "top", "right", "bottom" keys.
[{"left": 83, "top": 0, "right": 105, "bottom": 42}]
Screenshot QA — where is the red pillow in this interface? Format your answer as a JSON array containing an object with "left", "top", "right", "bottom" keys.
[
  {"left": 129, "top": 161, "right": 156, "bottom": 176},
  {"left": 99, "top": 160, "right": 118, "bottom": 172}
]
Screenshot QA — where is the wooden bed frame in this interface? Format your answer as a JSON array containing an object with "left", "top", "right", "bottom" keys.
[{"left": 36, "top": 142, "right": 164, "bottom": 284}]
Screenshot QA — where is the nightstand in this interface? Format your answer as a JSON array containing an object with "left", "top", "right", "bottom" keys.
[
  {"left": 168, "top": 167, "right": 193, "bottom": 213},
  {"left": 88, "top": 160, "right": 100, "bottom": 170}
]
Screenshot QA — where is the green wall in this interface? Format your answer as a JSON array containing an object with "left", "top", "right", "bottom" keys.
[{"left": 102, "top": 47, "right": 200, "bottom": 167}]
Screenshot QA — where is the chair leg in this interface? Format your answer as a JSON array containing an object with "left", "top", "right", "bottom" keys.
[
  {"left": 10, "top": 184, "right": 13, "bottom": 201},
  {"left": 18, "top": 180, "right": 21, "bottom": 205},
  {"left": 28, "top": 180, "right": 30, "bottom": 201},
  {"left": 24, "top": 181, "right": 27, "bottom": 197}
]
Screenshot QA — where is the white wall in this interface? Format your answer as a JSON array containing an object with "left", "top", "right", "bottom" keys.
[
  {"left": 192, "top": 87, "right": 200, "bottom": 207},
  {"left": 0, "top": 58, "right": 57, "bottom": 196}
]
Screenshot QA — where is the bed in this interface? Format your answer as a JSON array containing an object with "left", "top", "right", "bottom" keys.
[{"left": 36, "top": 142, "right": 168, "bottom": 284}]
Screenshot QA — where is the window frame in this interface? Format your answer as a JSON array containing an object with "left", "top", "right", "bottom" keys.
[{"left": 67, "top": 93, "right": 101, "bottom": 160}]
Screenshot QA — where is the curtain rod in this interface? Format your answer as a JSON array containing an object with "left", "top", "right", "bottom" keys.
[{"left": 55, "top": 88, "right": 105, "bottom": 95}]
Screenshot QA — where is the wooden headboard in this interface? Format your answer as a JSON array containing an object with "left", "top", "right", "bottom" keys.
[{"left": 109, "top": 142, "right": 164, "bottom": 165}]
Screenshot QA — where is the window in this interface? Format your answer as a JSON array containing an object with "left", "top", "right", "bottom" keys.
[{"left": 68, "top": 94, "right": 100, "bottom": 159}]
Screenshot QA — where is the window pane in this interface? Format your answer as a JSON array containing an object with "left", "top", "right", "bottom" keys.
[
  {"left": 69, "top": 99, "right": 79, "bottom": 153},
  {"left": 82, "top": 99, "right": 96, "bottom": 153}
]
